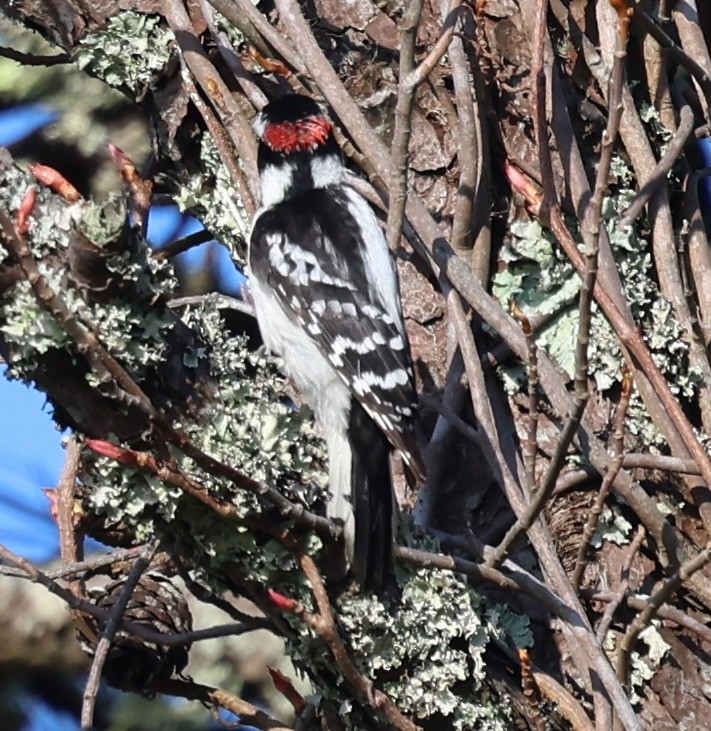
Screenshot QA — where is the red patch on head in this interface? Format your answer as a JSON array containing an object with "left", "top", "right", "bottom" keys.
[{"left": 263, "top": 116, "right": 332, "bottom": 153}]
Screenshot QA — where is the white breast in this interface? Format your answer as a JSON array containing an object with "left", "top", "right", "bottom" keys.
[{"left": 248, "top": 275, "right": 351, "bottom": 436}]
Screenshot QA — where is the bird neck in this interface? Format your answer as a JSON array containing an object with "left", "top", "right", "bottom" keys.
[{"left": 258, "top": 148, "right": 344, "bottom": 208}]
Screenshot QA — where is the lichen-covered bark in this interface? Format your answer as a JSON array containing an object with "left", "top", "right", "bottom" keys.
[{"left": 2, "top": 1, "right": 711, "bottom": 730}]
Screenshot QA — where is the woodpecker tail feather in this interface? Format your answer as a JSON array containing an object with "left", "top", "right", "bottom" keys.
[
  {"left": 348, "top": 401, "right": 393, "bottom": 594},
  {"left": 326, "top": 427, "right": 356, "bottom": 567}
]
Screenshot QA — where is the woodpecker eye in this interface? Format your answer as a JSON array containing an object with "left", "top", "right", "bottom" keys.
[{"left": 263, "top": 116, "right": 332, "bottom": 153}]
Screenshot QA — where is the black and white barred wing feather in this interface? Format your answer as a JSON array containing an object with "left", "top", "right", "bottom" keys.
[{"left": 250, "top": 186, "right": 423, "bottom": 479}]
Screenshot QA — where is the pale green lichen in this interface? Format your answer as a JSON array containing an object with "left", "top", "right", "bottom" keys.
[
  {"left": 0, "top": 155, "right": 173, "bottom": 384},
  {"left": 491, "top": 217, "right": 579, "bottom": 390},
  {"left": 493, "top": 165, "right": 700, "bottom": 450},
  {"left": 0, "top": 158, "right": 80, "bottom": 256},
  {"left": 312, "top": 557, "right": 526, "bottom": 729},
  {"left": 2, "top": 276, "right": 73, "bottom": 371},
  {"left": 212, "top": 8, "right": 247, "bottom": 52},
  {"left": 74, "top": 12, "right": 174, "bottom": 95},
  {"left": 180, "top": 305, "right": 326, "bottom": 495},
  {"left": 2, "top": 234, "right": 177, "bottom": 386},
  {"left": 591, "top": 506, "right": 633, "bottom": 547},
  {"left": 629, "top": 623, "right": 671, "bottom": 705},
  {"left": 88, "top": 466, "right": 184, "bottom": 543},
  {"left": 79, "top": 300, "right": 327, "bottom": 586},
  {"left": 486, "top": 603, "right": 534, "bottom": 648},
  {"left": 173, "top": 133, "right": 250, "bottom": 266},
  {"left": 639, "top": 103, "right": 674, "bottom": 146},
  {"left": 75, "top": 197, "right": 127, "bottom": 248}
]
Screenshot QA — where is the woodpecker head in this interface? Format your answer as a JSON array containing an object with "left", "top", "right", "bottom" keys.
[{"left": 254, "top": 94, "right": 344, "bottom": 207}]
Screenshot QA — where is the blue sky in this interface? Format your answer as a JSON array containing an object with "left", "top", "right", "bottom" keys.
[
  {"left": 0, "top": 104, "right": 66, "bottom": 562},
  {"left": 0, "top": 366, "right": 64, "bottom": 561}
]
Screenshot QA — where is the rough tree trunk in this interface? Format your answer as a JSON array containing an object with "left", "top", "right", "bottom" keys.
[{"left": 2, "top": 1, "right": 711, "bottom": 729}]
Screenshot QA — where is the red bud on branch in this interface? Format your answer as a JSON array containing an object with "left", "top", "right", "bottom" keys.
[
  {"left": 107, "top": 143, "right": 153, "bottom": 226},
  {"left": 267, "top": 588, "right": 299, "bottom": 613},
  {"left": 28, "top": 163, "right": 82, "bottom": 202},
  {"left": 42, "top": 488, "right": 60, "bottom": 523},
  {"left": 268, "top": 666, "right": 307, "bottom": 713},
  {"left": 505, "top": 160, "right": 542, "bottom": 216},
  {"left": 84, "top": 439, "right": 139, "bottom": 466},
  {"left": 16, "top": 186, "right": 37, "bottom": 235}
]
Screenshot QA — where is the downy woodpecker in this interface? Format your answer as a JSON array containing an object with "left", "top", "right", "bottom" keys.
[{"left": 248, "top": 94, "right": 424, "bottom": 592}]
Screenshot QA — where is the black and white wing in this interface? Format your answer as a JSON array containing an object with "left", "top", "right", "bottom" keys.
[{"left": 250, "top": 185, "right": 423, "bottom": 477}]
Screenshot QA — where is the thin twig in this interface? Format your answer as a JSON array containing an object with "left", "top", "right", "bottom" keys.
[
  {"left": 511, "top": 303, "right": 539, "bottom": 490},
  {"left": 576, "top": 0, "right": 630, "bottom": 426},
  {"left": 274, "top": 537, "right": 422, "bottom": 731},
  {"left": 198, "top": 0, "right": 271, "bottom": 110},
  {"left": 176, "top": 51, "right": 257, "bottom": 221},
  {"left": 40, "top": 547, "right": 147, "bottom": 579},
  {"left": 57, "top": 436, "right": 84, "bottom": 585},
  {"left": 419, "top": 390, "right": 480, "bottom": 443},
  {"left": 81, "top": 544, "right": 157, "bottom": 729},
  {"left": 172, "top": 554, "right": 269, "bottom": 628},
  {"left": 162, "top": 0, "right": 259, "bottom": 195},
  {"left": 488, "top": 401, "right": 584, "bottom": 566},
  {"left": 445, "top": 1, "right": 480, "bottom": 261},
  {"left": 634, "top": 2, "right": 711, "bottom": 115},
  {"left": 213, "top": 0, "right": 306, "bottom": 75},
  {"left": 542, "top": 452, "right": 711, "bottom": 490},
  {"left": 683, "top": 166, "right": 711, "bottom": 350},
  {"left": 616, "top": 540, "right": 711, "bottom": 687},
  {"left": 167, "top": 292, "right": 255, "bottom": 318},
  {"left": 386, "top": 0, "right": 424, "bottom": 249},
  {"left": 85, "top": 438, "right": 334, "bottom": 537},
  {"left": 620, "top": 453, "right": 701, "bottom": 474},
  {"left": 619, "top": 105, "right": 695, "bottom": 228},
  {"left": 156, "top": 677, "right": 292, "bottom": 730},
  {"left": 630, "top": 0, "right": 711, "bottom": 113},
  {"left": 0, "top": 542, "right": 263, "bottom": 645},
  {"left": 595, "top": 525, "right": 646, "bottom": 643},
  {"left": 152, "top": 228, "right": 215, "bottom": 261},
  {"left": 399, "top": 541, "right": 588, "bottom": 620},
  {"left": 0, "top": 46, "right": 70, "bottom": 65},
  {"left": 448, "top": 290, "right": 524, "bottom": 507},
  {"left": 583, "top": 587, "right": 711, "bottom": 646},
  {"left": 410, "top": 1, "right": 464, "bottom": 86},
  {"left": 133, "top": 620, "right": 266, "bottom": 646},
  {"left": 571, "top": 369, "right": 633, "bottom": 591}
]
